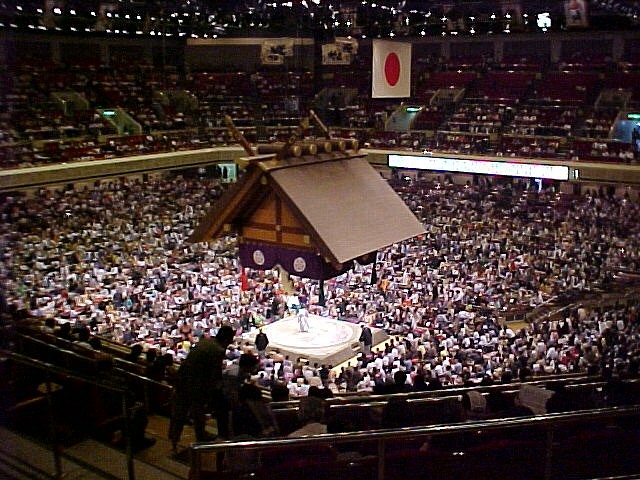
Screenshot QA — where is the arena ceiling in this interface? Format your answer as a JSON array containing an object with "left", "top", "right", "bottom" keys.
[{"left": 1, "top": 0, "right": 638, "bottom": 39}]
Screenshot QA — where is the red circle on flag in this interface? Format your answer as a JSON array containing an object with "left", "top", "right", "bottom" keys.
[{"left": 384, "top": 52, "right": 401, "bottom": 86}]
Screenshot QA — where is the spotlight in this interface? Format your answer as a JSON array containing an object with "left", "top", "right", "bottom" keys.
[{"left": 537, "top": 12, "right": 551, "bottom": 29}]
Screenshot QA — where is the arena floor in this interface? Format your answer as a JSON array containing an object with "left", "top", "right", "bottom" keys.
[{"left": 244, "top": 314, "right": 388, "bottom": 366}]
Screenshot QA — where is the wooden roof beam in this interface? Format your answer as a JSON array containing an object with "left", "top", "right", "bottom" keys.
[{"left": 224, "top": 114, "right": 255, "bottom": 157}]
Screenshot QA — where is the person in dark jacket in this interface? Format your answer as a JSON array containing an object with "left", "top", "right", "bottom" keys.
[
  {"left": 255, "top": 328, "right": 269, "bottom": 358},
  {"left": 359, "top": 324, "right": 373, "bottom": 356},
  {"left": 168, "top": 324, "right": 235, "bottom": 451}
]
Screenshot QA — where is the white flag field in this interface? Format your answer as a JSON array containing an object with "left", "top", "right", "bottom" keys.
[{"left": 372, "top": 40, "right": 412, "bottom": 98}]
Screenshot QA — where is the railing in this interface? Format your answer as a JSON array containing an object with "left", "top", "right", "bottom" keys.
[
  {"left": 190, "top": 405, "right": 640, "bottom": 480},
  {"left": 0, "top": 349, "right": 140, "bottom": 480},
  {"left": 269, "top": 372, "right": 592, "bottom": 409},
  {"left": 513, "top": 282, "right": 640, "bottom": 326},
  {"left": 12, "top": 330, "right": 174, "bottom": 414}
]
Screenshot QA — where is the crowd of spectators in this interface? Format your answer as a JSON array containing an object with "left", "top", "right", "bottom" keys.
[
  {"left": 2, "top": 173, "right": 640, "bottom": 402},
  {"left": 2, "top": 59, "right": 640, "bottom": 168},
  {"left": 443, "top": 103, "right": 505, "bottom": 134},
  {"left": 499, "top": 135, "right": 562, "bottom": 159},
  {"left": 573, "top": 139, "right": 637, "bottom": 162}
]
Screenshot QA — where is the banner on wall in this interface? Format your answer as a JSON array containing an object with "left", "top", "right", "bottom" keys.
[
  {"left": 322, "top": 44, "right": 350, "bottom": 65},
  {"left": 322, "top": 38, "right": 358, "bottom": 65},
  {"left": 372, "top": 40, "right": 411, "bottom": 98},
  {"left": 336, "top": 37, "right": 358, "bottom": 55},
  {"left": 260, "top": 39, "right": 294, "bottom": 65},
  {"left": 564, "top": 0, "right": 589, "bottom": 28},
  {"left": 261, "top": 53, "right": 285, "bottom": 65}
]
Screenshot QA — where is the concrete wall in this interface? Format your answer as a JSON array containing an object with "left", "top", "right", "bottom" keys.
[
  {"left": 5, "top": 146, "right": 640, "bottom": 193},
  {"left": 185, "top": 37, "right": 315, "bottom": 72},
  {"left": 0, "top": 146, "right": 245, "bottom": 191},
  {"left": 4, "top": 29, "right": 640, "bottom": 70}
]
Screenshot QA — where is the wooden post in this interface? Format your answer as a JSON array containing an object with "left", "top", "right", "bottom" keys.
[{"left": 318, "top": 279, "right": 325, "bottom": 306}]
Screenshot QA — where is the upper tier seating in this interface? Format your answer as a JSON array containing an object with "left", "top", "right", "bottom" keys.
[
  {"left": 532, "top": 72, "right": 600, "bottom": 105},
  {"left": 466, "top": 71, "right": 536, "bottom": 102},
  {"left": 416, "top": 71, "right": 477, "bottom": 99},
  {"left": 3, "top": 61, "right": 640, "bottom": 168}
]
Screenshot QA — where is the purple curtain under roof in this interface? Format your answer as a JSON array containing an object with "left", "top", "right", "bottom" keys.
[{"left": 238, "top": 242, "right": 353, "bottom": 280}]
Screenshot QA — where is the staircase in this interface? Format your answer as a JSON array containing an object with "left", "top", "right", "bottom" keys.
[
  {"left": 96, "top": 108, "right": 143, "bottom": 136},
  {"left": 386, "top": 105, "right": 423, "bottom": 132},
  {"left": 0, "top": 422, "right": 190, "bottom": 480}
]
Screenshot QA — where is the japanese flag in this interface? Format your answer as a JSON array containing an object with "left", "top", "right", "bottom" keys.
[{"left": 372, "top": 40, "right": 412, "bottom": 98}]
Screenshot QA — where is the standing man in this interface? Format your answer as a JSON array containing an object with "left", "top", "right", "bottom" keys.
[
  {"left": 359, "top": 323, "right": 373, "bottom": 356},
  {"left": 255, "top": 328, "right": 269, "bottom": 359},
  {"left": 271, "top": 295, "right": 282, "bottom": 321},
  {"left": 297, "top": 306, "right": 310, "bottom": 332},
  {"left": 169, "top": 324, "right": 235, "bottom": 451}
]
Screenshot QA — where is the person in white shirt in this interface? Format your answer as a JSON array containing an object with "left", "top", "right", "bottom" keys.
[{"left": 357, "top": 374, "right": 374, "bottom": 392}]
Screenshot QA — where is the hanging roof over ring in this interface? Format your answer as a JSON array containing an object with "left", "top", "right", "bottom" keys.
[{"left": 189, "top": 141, "right": 425, "bottom": 277}]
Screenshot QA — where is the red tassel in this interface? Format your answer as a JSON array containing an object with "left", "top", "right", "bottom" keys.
[{"left": 241, "top": 267, "right": 248, "bottom": 291}]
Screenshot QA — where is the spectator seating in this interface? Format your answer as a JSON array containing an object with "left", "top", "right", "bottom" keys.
[
  {"left": 573, "top": 139, "right": 636, "bottom": 162},
  {"left": 498, "top": 56, "right": 546, "bottom": 71},
  {"left": 412, "top": 107, "right": 446, "bottom": 131},
  {"left": 443, "top": 102, "right": 505, "bottom": 134},
  {"left": 466, "top": 71, "right": 536, "bottom": 102},
  {"left": 415, "top": 71, "right": 477, "bottom": 99},
  {"left": 576, "top": 108, "right": 619, "bottom": 138},
  {"left": 505, "top": 104, "right": 579, "bottom": 137},
  {"left": 500, "top": 135, "right": 563, "bottom": 159},
  {"left": 533, "top": 72, "right": 600, "bottom": 105},
  {"left": 3, "top": 61, "right": 640, "bottom": 168},
  {"left": 603, "top": 71, "right": 640, "bottom": 102}
]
